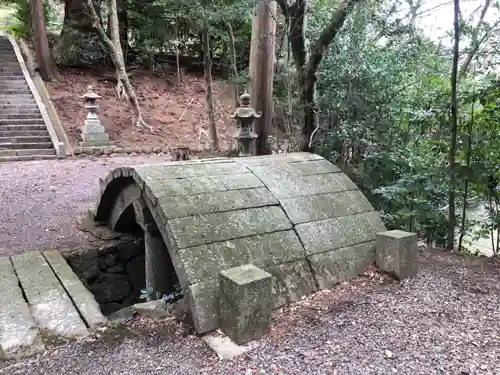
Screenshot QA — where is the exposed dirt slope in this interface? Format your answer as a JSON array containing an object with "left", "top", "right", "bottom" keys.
[{"left": 46, "top": 69, "right": 236, "bottom": 151}]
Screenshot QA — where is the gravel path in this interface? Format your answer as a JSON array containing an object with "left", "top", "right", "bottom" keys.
[
  {"left": 0, "top": 156, "right": 167, "bottom": 256},
  {"left": 1, "top": 250, "right": 499, "bottom": 375}
]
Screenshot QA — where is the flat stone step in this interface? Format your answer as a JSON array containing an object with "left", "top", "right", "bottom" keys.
[
  {"left": 0, "top": 130, "right": 49, "bottom": 137},
  {"left": 0, "top": 89, "right": 33, "bottom": 95},
  {"left": 0, "top": 124, "right": 47, "bottom": 131},
  {"left": 0, "top": 154, "right": 58, "bottom": 162},
  {"left": 0, "top": 95, "right": 35, "bottom": 101},
  {"left": 0, "top": 119, "right": 45, "bottom": 125},
  {"left": 0, "top": 148, "right": 55, "bottom": 157},
  {"left": 0, "top": 71, "right": 23, "bottom": 76},
  {"left": 0, "top": 141, "right": 53, "bottom": 149},
  {"left": 10, "top": 252, "right": 89, "bottom": 339},
  {"left": 0, "top": 113, "right": 42, "bottom": 119},
  {"left": 0, "top": 109, "right": 40, "bottom": 115},
  {"left": 0, "top": 135, "right": 51, "bottom": 143},
  {"left": 43, "top": 251, "right": 107, "bottom": 329},
  {"left": 0, "top": 104, "right": 39, "bottom": 109},
  {"left": 0, "top": 257, "right": 45, "bottom": 359},
  {"left": 0, "top": 100, "right": 37, "bottom": 106}
]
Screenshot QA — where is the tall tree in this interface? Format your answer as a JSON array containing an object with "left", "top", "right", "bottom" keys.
[
  {"left": 447, "top": 0, "right": 460, "bottom": 249},
  {"left": 202, "top": 21, "right": 219, "bottom": 150},
  {"left": 276, "top": 0, "right": 362, "bottom": 151},
  {"left": 30, "top": 0, "right": 58, "bottom": 81}
]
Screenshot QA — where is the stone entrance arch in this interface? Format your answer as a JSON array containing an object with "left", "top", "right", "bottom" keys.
[{"left": 92, "top": 153, "right": 386, "bottom": 333}]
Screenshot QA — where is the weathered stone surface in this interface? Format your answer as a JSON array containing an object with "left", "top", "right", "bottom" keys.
[
  {"left": 308, "top": 242, "right": 375, "bottom": 289},
  {"left": 0, "top": 257, "right": 44, "bottom": 359},
  {"left": 219, "top": 265, "right": 272, "bottom": 345},
  {"left": 11, "top": 252, "right": 88, "bottom": 339},
  {"left": 187, "top": 279, "right": 219, "bottom": 333},
  {"left": 135, "top": 161, "right": 248, "bottom": 181},
  {"left": 280, "top": 190, "right": 374, "bottom": 224},
  {"left": 147, "top": 173, "right": 264, "bottom": 204},
  {"left": 89, "top": 273, "right": 131, "bottom": 303},
  {"left": 375, "top": 230, "right": 418, "bottom": 279},
  {"left": 248, "top": 167, "right": 358, "bottom": 199},
  {"left": 265, "top": 259, "right": 317, "bottom": 308},
  {"left": 145, "top": 230, "right": 173, "bottom": 299},
  {"left": 168, "top": 206, "right": 292, "bottom": 249},
  {"left": 178, "top": 231, "right": 306, "bottom": 284},
  {"left": 158, "top": 187, "right": 277, "bottom": 219},
  {"left": 94, "top": 153, "right": 388, "bottom": 335},
  {"left": 295, "top": 211, "right": 386, "bottom": 255},
  {"left": 67, "top": 248, "right": 99, "bottom": 282},
  {"left": 126, "top": 253, "right": 146, "bottom": 292},
  {"left": 43, "top": 251, "right": 107, "bottom": 329}
]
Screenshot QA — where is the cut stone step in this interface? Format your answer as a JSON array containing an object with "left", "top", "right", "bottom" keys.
[
  {"left": 0, "top": 90, "right": 33, "bottom": 95},
  {"left": 43, "top": 251, "right": 107, "bottom": 329},
  {"left": 0, "top": 148, "right": 56, "bottom": 156},
  {"left": 0, "top": 95, "right": 35, "bottom": 101},
  {"left": 0, "top": 71, "right": 23, "bottom": 76},
  {"left": 0, "top": 119, "right": 45, "bottom": 125},
  {"left": 0, "top": 100, "right": 37, "bottom": 106},
  {"left": 0, "top": 113, "right": 43, "bottom": 119},
  {"left": 0, "top": 135, "right": 51, "bottom": 143},
  {"left": 0, "top": 154, "right": 58, "bottom": 162},
  {"left": 10, "top": 252, "right": 89, "bottom": 339},
  {"left": 0, "top": 257, "right": 45, "bottom": 359},
  {"left": 0, "top": 124, "right": 47, "bottom": 131},
  {"left": 0, "top": 142, "right": 53, "bottom": 149},
  {"left": 0, "top": 130, "right": 49, "bottom": 137},
  {"left": 0, "top": 109, "right": 40, "bottom": 115}
]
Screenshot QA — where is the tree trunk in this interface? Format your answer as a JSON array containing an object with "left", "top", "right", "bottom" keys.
[
  {"left": 225, "top": 21, "right": 239, "bottom": 108},
  {"left": 30, "top": 0, "right": 58, "bottom": 81},
  {"left": 55, "top": 0, "right": 104, "bottom": 66},
  {"left": 85, "top": 0, "right": 146, "bottom": 128},
  {"left": 447, "top": 0, "right": 460, "bottom": 250},
  {"left": 202, "top": 23, "right": 219, "bottom": 150},
  {"left": 277, "top": 0, "right": 361, "bottom": 151},
  {"left": 248, "top": 0, "right": 276, "bottom": 155}
]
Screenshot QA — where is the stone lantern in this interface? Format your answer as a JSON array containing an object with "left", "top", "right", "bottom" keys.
[
  {"left": 80, "top": 85, "right": 109, "bottom": 146},
  {"left": 231, "top": 92, "right": 261, "bottom": 157}
]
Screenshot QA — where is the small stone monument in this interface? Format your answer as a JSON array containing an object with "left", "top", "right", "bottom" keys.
[
  {"left": 80, "top": 85, "right": 110, "bottom": 146},
  {"left": 375, "top": 230, "right": 418, "bottom": 279},
  {"left": 231, "top": 92, "right": 260, "bottom": 156},
  {"left": 218, "top": 264, "right": 272, "bottom": 345}
]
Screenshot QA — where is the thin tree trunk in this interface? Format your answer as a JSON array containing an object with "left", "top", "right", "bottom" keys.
[
  {"left": 202, "top": 23, "right": 219, "bottom": 150},
  {"left": 30, "top": 0, "right": 58, "bottom": 81},
  {"left": 447, "top": 0, "right": 460, "bottom": 250},
  {"left": 225, "top": 20, "right": 239, "bottom": 108},
  {"left": 85, "top": 0, "right": 147, "bottom": 128},
  {"left": 458, "top": 102, "right": 474, "bottom": 251},
  {"left": 175, "top": 23, "right": 181, "bottom": 85}
]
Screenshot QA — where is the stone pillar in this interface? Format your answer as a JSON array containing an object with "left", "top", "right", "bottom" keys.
[
  {"left": 144, "top": 225, "right": 171, "bottom": 300},
  {"left": 218, "top": 264, "right": 272, "bottom": 345},
  {"left": 231, "top": 93, "right": 260, "bottom": 157},
  {"left": 375, "top": 230, "right": 418, "bottom": 280},
  {"left": 80, "top": 85, "right": 110, "bottom": 147}
]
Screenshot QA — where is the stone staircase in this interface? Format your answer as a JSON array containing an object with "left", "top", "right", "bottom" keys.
[
  {"left": 0, "top": 251, "right": 107, "bottom": 359},
  {"left": 0, "top": 36, "right": 56, "bottom": 161}
]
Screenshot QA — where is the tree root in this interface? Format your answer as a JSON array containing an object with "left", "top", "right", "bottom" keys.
[{"left": 115, "top": 80, "right": 128, "bottom": 100}]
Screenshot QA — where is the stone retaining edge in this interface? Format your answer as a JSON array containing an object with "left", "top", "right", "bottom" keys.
[{"left": 0, "top": 31, "right": 65, "bottom": 157}]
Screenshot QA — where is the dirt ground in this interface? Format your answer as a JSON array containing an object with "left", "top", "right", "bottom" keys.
[
  {"left": 45, "top": 69, "right": 237, "bottom": 151},
  {"left": 1, "top": 249, "right": 499, "bottom": 375}
]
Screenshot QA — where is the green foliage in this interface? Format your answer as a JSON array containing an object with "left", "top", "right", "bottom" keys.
[{"left": 0, "top": 0, "right": 57, "bottom": 37}]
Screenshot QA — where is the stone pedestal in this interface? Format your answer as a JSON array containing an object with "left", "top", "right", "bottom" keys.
[
  {"left": 144, "top": 227, "right": 171, "bottom": 300},
  {"left": 218, "top": 264, "right": 272, "bottom": 345},
  {"left": 375, "top": 230, "right": 418, "bottom": 279}
]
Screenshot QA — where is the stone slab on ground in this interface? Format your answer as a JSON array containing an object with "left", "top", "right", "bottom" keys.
[
  {"left": 42, "top": 250, "right": 107, "bottom": 329},
  {"left": 375, "top": 230, "right": 418, "bottom": 279},
  {"left": 11, "top": 251, "right": 89, "bottom": 339},
  {"left": 201, "top": 333, "right": 252, "bottom": 360},
  {"left": 219, "top": 264, "right": 273, "bottom": 345},
  {"left": 0, "top": 256, "right": 44, "bottom": 359}
]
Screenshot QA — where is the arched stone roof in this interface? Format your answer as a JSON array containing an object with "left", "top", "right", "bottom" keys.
[{"left": 93, "top": 153, "right": 386, "bottom": 333}]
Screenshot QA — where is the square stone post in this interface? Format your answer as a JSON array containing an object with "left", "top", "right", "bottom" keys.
[
  {"left": 218, "top": 264, "right": 273, "bottom": 345},
  {"left": 375, "top": 230, "right": 418, "bottom": 280}
]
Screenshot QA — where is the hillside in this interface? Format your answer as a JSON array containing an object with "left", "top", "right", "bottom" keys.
[{"left": 46, "top": 68, "right": 237, "bottom": 152}]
